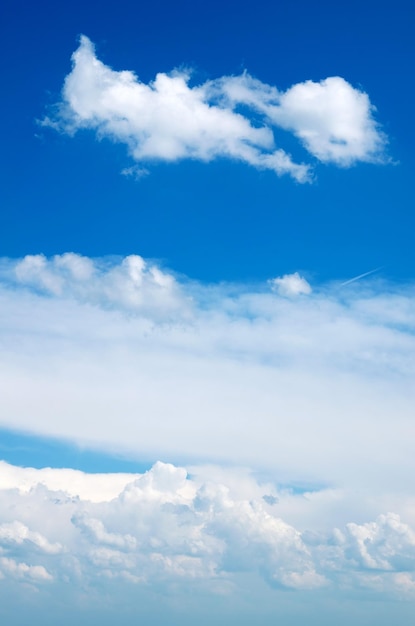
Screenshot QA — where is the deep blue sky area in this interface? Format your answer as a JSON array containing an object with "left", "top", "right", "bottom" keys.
[{"left": 1, "top": 0, "right": 414, "bottom": 284}]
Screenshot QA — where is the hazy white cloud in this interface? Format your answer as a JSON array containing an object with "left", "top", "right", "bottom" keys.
[
  {"left": 0, "top": 557, "right": 53, "bottom": 582},
  {"left": 1, "top": 253, "right": 415, "bottom": 494},
  {"left": 10, "top": 252, "right": 187, "bottom": 319},
  {"left": 45, "top": 36, "right": 387, "bottom": 181}
]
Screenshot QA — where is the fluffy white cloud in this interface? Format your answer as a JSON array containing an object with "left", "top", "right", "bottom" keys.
[
  {"left": 45, "top": 36, "right": 387, "bottom": 181},
  {"left": 344, "top": 513, "right": 415, "bottom": 571},
  {"left": 269, "top": 272, "right": 312, "bottom": 296},
  {"left": 211, "top": 73, "right": 386, "bottom": 165},
  {"left": 1, "top": 461, "right": 415, "bottom": 599},
  {"left": 0, "top": 521, "right": 62, "bottom": 555},
  {"left": 1, "top": 253, "right": 415, "bottom": 494},
  {"left": 272, "top": 77, "right": 386, "bottom": 165}
]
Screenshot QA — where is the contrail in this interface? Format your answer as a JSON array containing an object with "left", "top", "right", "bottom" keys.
[{"left": 340, "top": 266, "right": 383, "bottom": 286}]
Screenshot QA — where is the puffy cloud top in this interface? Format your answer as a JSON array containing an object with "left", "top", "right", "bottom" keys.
[
  {"left": 12, "top": 252, "right": 186, "bottom": 319},
  {"left": 269, "top": 272, "right": 312, "bottom": 296},
  {"left": 1, "top": 460, "right": 415, "bottom": 598}
]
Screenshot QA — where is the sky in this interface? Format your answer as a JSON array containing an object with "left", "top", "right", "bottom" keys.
[{"left": 1, "top": 0, "right": 415, "bottom": 623}]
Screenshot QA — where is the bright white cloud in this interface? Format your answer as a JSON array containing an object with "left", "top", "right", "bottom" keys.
[
  {"left": 0, "top": 460, "right": 138, "bottom": 502},
  {"left": 1, "top": 461, "right": 415, "bottom": 599},
  {"left": 1, "top": 253, "right": 415, "bottom": 495},
  {"left": 273, "top": 76, "right": 386, "bottom": 165},
  {"left": 269, "top": 272, "right": 312, "bottom": 296},
  {"left": 45, "top": 36, "right": 387, "bottom": 181},
  {"left": 211, "top": 73, "right": 386, "bottom": 165}
]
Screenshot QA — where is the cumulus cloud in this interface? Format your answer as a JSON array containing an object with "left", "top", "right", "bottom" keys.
[
  {"left": 210, "top": 73, "right": 386, "bottom": 166},
  {"left": 274, "top": 77, "right": 386, "bottom": 165},
  {"left": 1, "top": 253, "right": 415, "bottom": 493},
  {"left": 1, "top": 461, "right": 415, "bottom": 599},
  {"left": 44, "top": 36, "right": 387, "bottom": 181},
  {"left": 343, "top": 513, "right": 415, "bottom": 571}
]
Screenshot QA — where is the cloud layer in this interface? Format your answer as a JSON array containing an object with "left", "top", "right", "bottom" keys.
[
  {"left": 45, "top": 36, "right": 387, "bottom": 181},
  {"left": 1, "top": 253, "right": 415, "bottom": 493},
  {"left": 2, "top": 253, "right": 415, "bottom": 620}
]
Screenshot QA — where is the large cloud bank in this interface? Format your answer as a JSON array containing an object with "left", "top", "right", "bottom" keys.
[
  {"left": 1, "top": 460, "right": 415, "bottom": 599},
  {"left": 1, "top": 253, "right": 414, "bottom": 492},
  {"left": 44, "top": 36, "right": 387, "bottom": 181}
]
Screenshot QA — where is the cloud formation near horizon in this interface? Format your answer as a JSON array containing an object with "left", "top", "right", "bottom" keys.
[
  {"left": 1, "top": 460, "right": 415, "bottom": 599},
  {"left": 44, "top": 36, "right": 387, "bottom": 181}
]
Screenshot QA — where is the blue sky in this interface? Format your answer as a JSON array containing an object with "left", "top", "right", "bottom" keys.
[
  {"left": 2, "top": 0, "right": 414, "bottom": 282},
  {"left": 1, "top": 0, "right": 415, "bottom": 623}
]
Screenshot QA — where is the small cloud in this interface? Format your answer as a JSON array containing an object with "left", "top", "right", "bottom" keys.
[
  {"left": 269, "top": 272, "right": 312, "bottom": 297},
  {"left": 121, "top": 165, "right": 149, "bottom": 180}
]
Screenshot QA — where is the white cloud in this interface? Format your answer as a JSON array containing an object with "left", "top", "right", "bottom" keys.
[
  {"left": 0, "top": 557, "right": 53, "bottom": 582},
  {"left": 212, "top": 73, "right": 386, "bottom": 166},
  {"left": 10, "top": 252, "right": 188, "bottom": 319},
  {"left": 45, "top": 36, "right": 387, "bottom": 181},
  {"left": 1, "top": 253, "right": 415, "bottom": 494},
  {"left": 0, "top": 521, "right": 62, "bottom": 555},
  {"left": 0, "top": 460, "right": 137, "bottom": 503},
  {"left": 0, "top": 461, "right": 415, "bottom": 598},
  {"left": 269, "top": 272, "right": 312, "bottom": 296},
  {"left": 344, "top": 513, "right": 415, "bottom": 571},
  {"left": 274, "top": 77, "right": 386, "bottom": 165}
]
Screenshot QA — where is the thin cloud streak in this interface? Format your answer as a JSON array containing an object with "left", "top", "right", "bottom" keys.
[{"left": 341, "top": 266, "right": 384, "bottom": 286}]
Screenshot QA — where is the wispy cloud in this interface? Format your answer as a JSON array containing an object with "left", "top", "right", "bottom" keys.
[
  {"left": 1, "top": 253, "right": 414, "bottom": 492},
  {"left": 43, "top": 36, "right": 388, "bottom": 182},
  {"left": 341, "top": 266, "right": 384, "bottom": 286}
]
